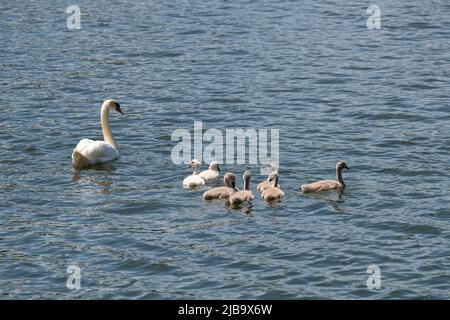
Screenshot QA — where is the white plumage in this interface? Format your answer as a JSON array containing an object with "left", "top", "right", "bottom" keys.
[
  {"left": 183, "top": 159, "right": 206, "bottom": 188},
  {"left": 72, "top": 139, "right": 119, "bottom": 166},
  {"left": 198, "top": 161, "right": 220, "bottom": 182},
  {"left": 72, "top": 99, "right": 124, "bottom": 168},
  {"left": 183, "top": 175, "right": 206, "bottom": 188}
]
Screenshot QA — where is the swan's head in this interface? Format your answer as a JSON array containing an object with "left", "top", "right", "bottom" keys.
[
  {"left": 337, "top": 160, "right": 349, "bottom": 171},
  {"left": 209, "top": 161, "right": 220, "bottom": 172},
  {"left": 224, "top": 172, "right": 236, "bottom": 188},
  {"left": 103, "top": 99, "right": 124, "bottom": 115},
  {"left": 189, "top": 159, "right": 201, "bottom": 170}
]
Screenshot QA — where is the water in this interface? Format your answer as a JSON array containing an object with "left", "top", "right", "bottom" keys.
[{"left": 1, "top": 0, "right": 449, "bottom": 299}]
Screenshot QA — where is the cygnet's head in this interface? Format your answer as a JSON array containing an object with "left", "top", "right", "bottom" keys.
[
  {"left": 267, "top": 170, "right": 279, "bottom": 182},
  {"left": 266, "top": 161, "right": 277, "bottom": 173},
  {"left": 336, "top": 160, "right": 349, "bottom": 171},
  {"left": 209, "top": 161, "right": 220, "bottom": 172},
  {"left": 189, "top": 159, "right": 201, "bottom": 170},
  {"left": 243, "top": 170, "right": 251, "bottom": 182},
  {"left": 268, "top": 172, "right": 279, "bottom": 186},
  {"left": 102, "top": 99, "right": 124, "bottom": 115},
  {"left": 224, "top": 172, "right": 236, "bottom": 188},
  {"left": 242, "top": 170, "right": 252, "bottom": 190}
]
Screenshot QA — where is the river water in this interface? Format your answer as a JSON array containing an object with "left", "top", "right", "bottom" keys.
[{"left": 1, "top": 0, "right": 449, "bottom": 299}]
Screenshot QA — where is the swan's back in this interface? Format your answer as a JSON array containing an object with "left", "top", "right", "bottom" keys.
[
  {"left": 199, "top": 162, "right": 220, "bottom": 182},
  {"left": 262, "top": 187, "right": 285, "bottom": 201},
  {"left": 257, "top": 180, "right": 280, "bottom": 193},
  {"left": 301, "top": 180, "right": 342, "bottom": 193},
  {"left": 257, "top": 180, "right": 271, "bottom": 193},
  {"left": 229, "top": 190, "right": 255, "bottom": 205},
  {"left": 72, "top": 139, "right": 119, "bottom": 166},
  {"left": 203, "top": 186, "right": 236, "bottom": 200},
  {"left": 183, "top": 175, "right": 205, "bottom": 188},
  {"left": 199, "top": 170, "right": 219, "bottom": 181}
]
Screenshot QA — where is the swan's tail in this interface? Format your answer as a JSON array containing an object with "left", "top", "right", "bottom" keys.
[
  {"left": 72, "top": 151, "right": 91, "bottom": 168},
  {"left": 301, "top": 184, "right": 315, "bottom": 193},
  {"left": 187, "top": 181, "right": 200, "bottom": 188}
]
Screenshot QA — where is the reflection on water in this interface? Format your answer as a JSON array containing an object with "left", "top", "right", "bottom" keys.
[
  {"left": 302, "top": 190, "right": 345, "bottom": 213},
  {"left": 72, "top": 166, "right": 115, "bottom": 194},
  {"left": 262, "top": 197, "right": 285, "bottom": 207},
  {"left": 226, "top": 202, "right": 254, "bottom": 216}
]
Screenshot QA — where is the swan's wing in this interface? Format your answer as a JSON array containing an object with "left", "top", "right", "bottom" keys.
[
  {"left": 73, "top": 139, "right": 119, "bottom": 164},
  {"left": 302, "top": 180, "right": 339, "bottom": 192},
  {"left": 199, "top": 170, "right": 219, "bottom": 181},
  {"left": 198, "top": 170, "right": 210, "bottom": 179},
  {"left": 203, "top": 187, "right": 234, "bottom": 199},
  {"left": 257, "top": 180, "right": 270, "bottom": 193},
  {"left": 183, "top": 175, "right": 206, "bottom": 187}
]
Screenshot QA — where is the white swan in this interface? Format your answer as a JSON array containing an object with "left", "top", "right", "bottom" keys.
[
  {"left": 72, "top": 99, "right": 124, "bottom": 168},
  {"left": 183, "top": 159, "right": 206, "bottom": 188},
  {"left": 198, "top": 161, "right": 220, "bottom": 182}
]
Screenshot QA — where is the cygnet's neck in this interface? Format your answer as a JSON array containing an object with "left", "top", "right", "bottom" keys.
[
  {"left": 272, "top": 175, "right": 279, "bottom": 188},
  {"left": 336, "top": 167, "right": 345, "bottom": 187},
  {"left": 225, "top": 177, "right": 234, "bottom": 189},
  {"left": 243, "top": 176, "right": 250, "bottom": 191}
]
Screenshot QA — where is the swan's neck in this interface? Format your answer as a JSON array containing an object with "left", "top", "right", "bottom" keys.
[
  {"left": 193, "top": 167, "right": 200, "bottom": 175},
  {"left": 101, "top": 105, "right": 118, "bottom": 150},
  {"left": 337, "top": 168, "right": 345, "bottom": 187}
]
